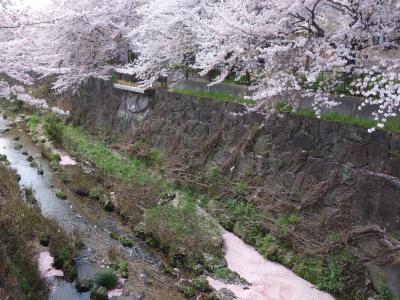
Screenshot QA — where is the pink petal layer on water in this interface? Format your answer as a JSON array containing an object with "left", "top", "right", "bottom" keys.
[
  {"left": 59, "top": 155, "right": 77, "bottom": 166},
  {"left": 108, "top": 278, "right": 125, "bottom": 298},
  {"left": 208, "top": 232, "right": 335, "bottom": 300},
  {"left": 38, "top": 251, "right": 64, "bottom": 278}
]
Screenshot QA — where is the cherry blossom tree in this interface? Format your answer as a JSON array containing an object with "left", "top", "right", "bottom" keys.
[
  {"left": 126, "top": 0, "right": 204, "bottom": 87},
  {"left": 129, "top": 0, "right": 400, "bottom": 129},
  {"left": 1, "top": 0, "right": 400, "bottom": 129},
  {"left": 1, "top": 0, "right": 144, "bottom": 93},
  {"left": 45, "top": 0, "right": 144, "bottom": 92}
]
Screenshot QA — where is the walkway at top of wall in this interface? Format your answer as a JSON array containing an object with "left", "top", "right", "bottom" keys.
[
  {"left": 113, "top": 83, "right": 147, "bottom": 94},
  {"left": 171, "top": 78, "right": 389, "bottom": 121},
  {"left": 113, "top": 75, "right": 386, "bottom": 121}
]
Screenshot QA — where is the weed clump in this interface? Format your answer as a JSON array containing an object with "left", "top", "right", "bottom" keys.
[
  {"left": 23, "top": 187, "right": 36, "bottom": 204},
  {"left": 107, "top": 248, "right": 128, "bottom": 279},
  {"left": 192, "top": 275, "right": 212, "bottom": 292},
  {"left": 56, "top": 190, "right": 67, "bottom": 200},
  {"left": 93, "top": 269, "right": 118, "bottom": 290},
  {"left": 143, "top": 190, "right": 221, "bottom": 260},
  {"left": 178, "top": 283, "right": 196, "bottom": 298},
  {"left": 44, "top": 117, "right": 64, "bottom": 147},
  {"left": 109, "top": 231, "right": 133, "bottom": 248}
]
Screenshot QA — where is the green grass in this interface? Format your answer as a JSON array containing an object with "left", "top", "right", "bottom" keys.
[
  {"left": 143, "top": 189, "right": 221, "bottom": 259},
  {"left": 119, "top": 236, "right": 133, "bottom": 248},
  {"left": 321, "top": 111, "right": 377, "bottom": 128},
  {"left": 172, "top": 88, "right": 256, "bottom": 106},
  {"left": 28, "top": 114, "right": 155, "bottom": 185},
  {"left": 118, "top": 259, "right": 128, "bottom": 276},
  {"left": 63, "top": 126, "right": 153, "bottom": 184},
  {"left": 275, "top": 102, "right": 400, "bottom": 133},
  {"left": 26, "top": 115, "right": 41, "bottom": 132},
  {"left": 192, "top": 275, "right": 212, "bottom": 292},
  {"left": 276, "top": 213, "right": 300, "bottom": 235}
]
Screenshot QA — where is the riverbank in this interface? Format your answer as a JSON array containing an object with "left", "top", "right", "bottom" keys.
[
  {"left": 13, "top": 103, "right": 365, "bottom": 299},
  {"left": 2, "top": 80, "right": 400, "bottom": 299},
  {"left": 0, "top": 153, "right": 75, "bottom": 299},
  {"left": 0, "top": 102, "right": 185, "bottom": 299}
]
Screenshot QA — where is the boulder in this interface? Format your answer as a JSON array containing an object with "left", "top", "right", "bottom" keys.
[
  {"left": 100, "top": 195, "right": 114, "bottom": 212},
  {"left": 73, "top": 186, "right": 90, "bottom": 197},
  {"left": 103, "top": 199, "right": 115, "bottom": 212},
  {"left": 75, "top": 277, "right": 93, "bottom": 293},
  {"left": 90, "top": 286, "right": 108, "bottom": 300},
  {"left": 367, "top": 262, "right": 400, "bottom": 298}
]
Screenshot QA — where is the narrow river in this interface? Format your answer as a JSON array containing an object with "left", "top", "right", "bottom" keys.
[
  {"left": 0, "top": 116, "right": 183, "bottom": 300},
  {"left": 0, "top": 112, "right": 337, "bottom": 300}
]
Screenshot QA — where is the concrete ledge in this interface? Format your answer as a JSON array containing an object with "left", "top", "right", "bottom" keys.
[{"left": 113, "top": 83, "right": 146, "bottom": 94}]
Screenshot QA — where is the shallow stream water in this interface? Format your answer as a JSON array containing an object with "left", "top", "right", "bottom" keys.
[{"left": 0, "top": 116, "right": 182, "bottom": 300}]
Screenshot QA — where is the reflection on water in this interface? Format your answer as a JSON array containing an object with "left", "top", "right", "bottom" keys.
[{"left": 48, "top": 278, "right": 90, "bottom": 300}]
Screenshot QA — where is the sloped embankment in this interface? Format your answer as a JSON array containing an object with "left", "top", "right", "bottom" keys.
[{"left": 43, "top": 78, "right": 400, "bottom": 298}]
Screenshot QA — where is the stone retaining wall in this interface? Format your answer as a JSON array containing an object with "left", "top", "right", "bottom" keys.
[
  {"left": 61, "top": 79, "right": 400, "bottom": 296},
  {"left": 63, "top": 79, "right": 400, "bottom": 234}
]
